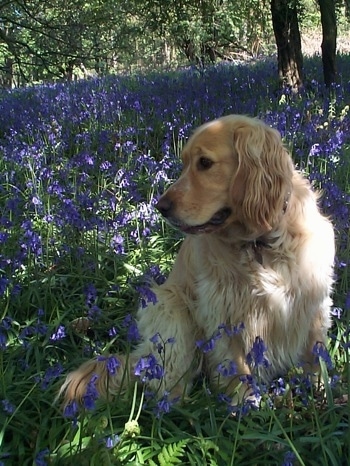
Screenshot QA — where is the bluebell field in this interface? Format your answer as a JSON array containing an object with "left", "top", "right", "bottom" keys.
[{"left": 0, "top": 56, "right": 350, "bottom": 464}]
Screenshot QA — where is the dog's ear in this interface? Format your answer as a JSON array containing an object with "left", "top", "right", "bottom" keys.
[{"left": 230, "top": 121, "right": 293, "bottom": 233}]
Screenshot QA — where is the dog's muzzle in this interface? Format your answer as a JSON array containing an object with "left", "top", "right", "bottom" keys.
[{"left": 156, "top": 198, "right": 232, "bottom": 234}]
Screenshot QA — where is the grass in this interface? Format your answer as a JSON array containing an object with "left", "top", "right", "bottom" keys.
[{"left": 0, "top": 56, "right": 349, "bottom": 465}]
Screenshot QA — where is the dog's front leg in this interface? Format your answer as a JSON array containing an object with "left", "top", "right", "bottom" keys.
[
  {"left": 134, "top": 284, "right": 200, "bottom": 399},
  {"left": 208, "top": 336, "right": 253, "bottom": 404},
  {"left": 58, "top": 285, "right": 199, "bottom": 408}
]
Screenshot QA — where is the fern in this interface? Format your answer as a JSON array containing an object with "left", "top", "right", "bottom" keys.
[{"left": 148, "top": 439, "right": 188, "bottom": 466}]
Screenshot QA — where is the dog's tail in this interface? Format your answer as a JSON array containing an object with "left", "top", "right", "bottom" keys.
[{"left": 57, "top": 353, "right": 137, "bottom": 408}]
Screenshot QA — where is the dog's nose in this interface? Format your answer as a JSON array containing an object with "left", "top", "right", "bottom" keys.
[{"left": 155, "top": 197, "right": 173, "bottom": 218}]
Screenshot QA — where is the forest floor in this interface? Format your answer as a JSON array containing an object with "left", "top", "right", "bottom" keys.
[{"left": 302, "top": 31, "right": 350, "bottom": 55}]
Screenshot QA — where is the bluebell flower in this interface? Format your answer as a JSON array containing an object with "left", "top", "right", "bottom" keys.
[
  {"left": 110, "top": 233, "right": 124, "bottom": 254},
  {"left": 49, "top": 324, "right": 66, "bottom": 342},
  {"left": 345, "top": 292, "right": 350, "bottom": 311},
  {"left": 34, "top": 320, "right": 48, "bottom": 337},
  {"left": 0, "top": 331, "right": 7, "bottom": 350},
  {"left": 218, "top": 322, "right": 245, "bottom": 337},
  {"left": 150, "top": 332, "right": 162, "bottom": 352},
  {"left": 105, "top": 433, "right": 120, "bottom": 449},
  {"left": 218, "top": 392, "right": 257, "bottom": 416},
  {"left": 100, "top": 160, "right": 112, "bottom": 171},
  {"left": 1, "top": 399, "right": 15, "bottom": 414},
  {"left": 135, "top": 284, "right": 158, "bottom": 309},
  {"left": 84, "top": 283, "right": 98, "bottom": 307},
  {"left": 146, "top": 264, "right": 167, "bottom": 285},
  {"left": 312, "top": 342, "right": 333, "bottom": 369},
  {"left": 239, "top": 374, "right": 263, "bottom": 399},
  {"left": 108, "top": 326, "right": 118, "bottom": 337},
  {"left": 122, "top": 314, "right": 141, "bottom": 342},
  {"left": 35, "top": 448, "right": 49, "bottom": 466},
  {"left": 154, "top": 391, "right": 179, "bottom": 418},
  {"left": 63, "top": 400, "right": 79, "bottom": 419},
  {"left": 150, "top": 333, "right": 176, "bottom": 355},
  {"left": 330, "top": 307, "right": 343, "bottom": 319},
  {"left": 246, "top": 336, "right": 270, "bottom": 368},
  {"left": 270, "top": 377, "right": 286, "bottom": 396},
  {"left": 218, "top": 393, "right": 232, "bottom": 404},
  {"left": 290, "top": 374, "right": 312, "bottom": 406},
  {"left": 282, "top": 450, "right": 296, "bottom": 466},
  {"left": 217, "top": 360, "right": 237, "bottom": 377},
  {"left": 0, "top": 277, "right": 9, "bottom": 296},
  {"left": 330, "top": 374, "right": 340, "bottom": 388},
  {"left": 32, "top": 195, "right": 42, "bottom": 206},
  {"left": 97, "top": 355, "right": 120, "bottom": 375},
  {"left": 40, "top": 363, "right": 63, "bottom": 390},
  {"left": 20, "top": 220, "right": 42, "bottom": 256},
  {"left": 82, "top": 374, "right": 100, "bottom": 411},
  {"left": 87, "top": 303, "right": 102, "bottom": 322},
  {"left": 134, "top": 354, "right": 164, "bottom": 382},
  {"left": 196, "top": 329, "right": 222, "bottom": 353}
]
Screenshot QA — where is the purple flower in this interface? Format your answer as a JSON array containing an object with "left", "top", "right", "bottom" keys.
[
  {"left": 282, "top": 451, "right": 296, "bottom": 466},
  {"left": 146, "top": 264, "right": 166, "bottom": 285},
  {"left": 135, "top": 284, "right": 158, "bottom": 309},
  {"left": 100, "top": 160, "right": 112, "bottom": 171},
  {"left": 312, "top": 342, "right": 333, "bottom": 369},
  {"left": 105, "top": 433, "right": 120, "bottom": 448},
  {"left": 246, "top": 336, "right": 270, "bottom": 368},
  {"left": 87, "top": 304, "right": 102, "bottom": 321},
  {"left": 150, "top": 333, "right": 176, "bottom": 354},
  {"left": 49, "top": 324, "right": 66, "bottom": 341},
  {"left": 330, "top": 374, "right": 340, "bottom": 387},
  {"left": 217, "top": 360, "right": 237, "bottom": 377},
  {"left": 270, "top": 377, "right": 286, "bottom": 396},
  {"left": 20, "top": 220, "right": 42, "bottom": 256},
  {"left": 0, "top": 331, "right": 7, "bottom": 350},
  {"left": 108, "top": 326, "right": 118, "bottom": 337},
  {"left": 122, "top": 314, "right": 141, "bottom": 342},
  {"left": 40, "top": 363, "right": 64, "bottom": 390},
  {"left": 345, "top": 292, "right": 350, "bottom": 311},
  {"left": 63, "top": 400, "right": 79, "bottom": 419},
  {"left": 218, "top": 393, "right": 232, "bottom": 404},
  {"left": 154, "top": 391, "right": 178, "bottom": 418},
  {"left": 134, "top": 354, "right": 164, "bottom": 382},
  {"left": 84, "top": 283, "right": 97, "bottom": 307},
  {"left": 35, "top": 448, "right": 49, "bottom": 466},
  {"left": 1, "top": 399, "right": 15, "bottom": 414},
  {"left": 82, "top": 374, "right": 100, "bottom": 411},
  {"left": 290, "top": 373, "right": 312, "bottom": 406},
  {"left": 0, "top": 277, "right": 9, "bottom": 296},
  {"left": 239, "top": 374, "right": 264, "bottom": 399},
  {"left": 1, "top": 316, "right": 13, "bottom": 330},
  {"left": 196, "top": 329, "right": 222, "bottom": 353},
  {"left": 330, "top": 307, "right": 343, "bottom": 319},
  {"left": 97, "top": 355, "right": 120, "bottom": 375},
  {"left": 218, "top": 322, "right": 245, "bottom": 337},
  {"left": 110, "top": 233, "right": 124, "bottom": 254}
]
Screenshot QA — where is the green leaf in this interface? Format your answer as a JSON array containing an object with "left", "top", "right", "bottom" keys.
[{"left": 157, "top": 440, "right": 188, "bottom": 466}]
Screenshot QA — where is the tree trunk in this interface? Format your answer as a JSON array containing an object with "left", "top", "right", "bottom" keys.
[
  {"left": 318, "top": 0, "right": 337, "bottom": 86},
  {"left": 3, "top": 56, "right": 13, "bottom": 88},
  {"left": 270, "top": 0, "right": 303, "bottom": 90}
]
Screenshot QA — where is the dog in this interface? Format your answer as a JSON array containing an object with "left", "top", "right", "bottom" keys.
[{"left": 59, "top": 115, "right": 335, "bottom": 407}]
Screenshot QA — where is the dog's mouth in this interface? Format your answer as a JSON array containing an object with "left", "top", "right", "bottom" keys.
[{"left": 170, "top": 208, "right": 232, "bottom": 235}]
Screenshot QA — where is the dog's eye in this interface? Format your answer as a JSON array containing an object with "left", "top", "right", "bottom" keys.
[{"left": 198, "top": 157, "right": 214, "bottom": 170}]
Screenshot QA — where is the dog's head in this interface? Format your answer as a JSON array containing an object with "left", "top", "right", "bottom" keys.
[{"left": 156, "top": 115, "right": 294, "bottom": 237}]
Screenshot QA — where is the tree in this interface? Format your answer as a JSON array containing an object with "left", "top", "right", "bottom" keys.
[
  {"left": 318, "top": 0, "right": 337, "bottom": 86},
  {"left": 270, "top": 0, "right": 303, "bottom": 89},
  {"left": 0, "top": 0, "right": 136, "bottom": 86}
]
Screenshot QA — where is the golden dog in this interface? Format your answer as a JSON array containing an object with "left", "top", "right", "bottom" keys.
[{"left": 59, "top": 115, "right": 335, "bottom": 407}]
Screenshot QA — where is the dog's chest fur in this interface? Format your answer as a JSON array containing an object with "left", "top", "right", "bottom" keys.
[{"left": 188, "top": 235, "right": 328, "bottom": 376}]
